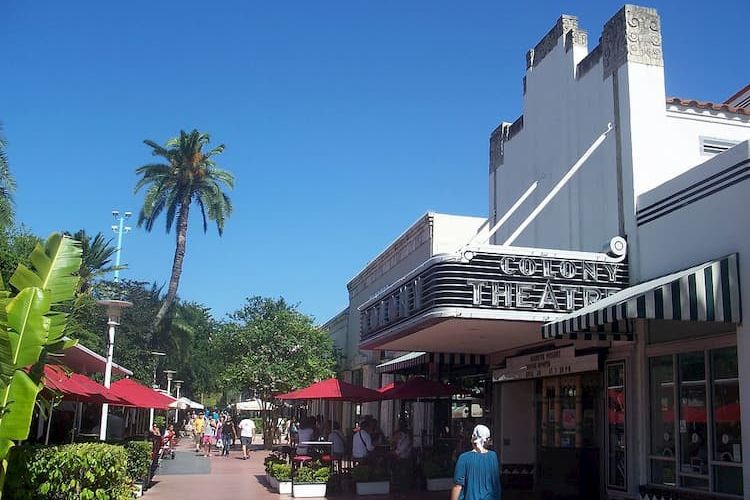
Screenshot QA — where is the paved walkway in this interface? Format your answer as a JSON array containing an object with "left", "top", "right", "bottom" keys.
[
  {"left": 144, "top": 441, "right": 274, "bottom": 498},
  {"left": 144, "top": 440, "right": 534, "bottom": 499}
]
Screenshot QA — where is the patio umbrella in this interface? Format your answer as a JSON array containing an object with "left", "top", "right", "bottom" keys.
[
  {"left": 169, "top": 396, "right": 204, "bottom": 410},
  {"left": 276, "top": 378, "right": 383, "bottom": 402},
  {"left": 109, "top": 378, "right": 176, "bottom": 410},
  {"left": 377, "top": 377, "right": 459, "bottom": 400}
]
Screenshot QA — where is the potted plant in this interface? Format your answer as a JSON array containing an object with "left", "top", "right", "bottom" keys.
[
  {"left": 422, "top": 456, "right": 454, "bottom": 491},
  {"left": 292, "top": 464, "right": 329, "bottom": 498},
  {"left": 270, "top": 463, "right": 292, "bottom": 494},
  {"left": 352, "top": 464, "right": 390, "bottom": 496},
  {"left": 264, "top": 455, "right": 285, "bottom": 489},
  {"left": 124, "top": 441, "right": 153, "bottom": 496}
]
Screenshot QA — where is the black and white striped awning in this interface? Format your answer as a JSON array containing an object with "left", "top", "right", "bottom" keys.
[
  {"left": 376, "top": 351, "right": 488, "bottom": 374},
  {"left": 542, "top": 254, "right": 741, "bottom": 340}
]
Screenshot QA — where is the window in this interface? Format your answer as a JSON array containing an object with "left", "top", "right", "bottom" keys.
[
  {"left": 607, "top": 362, "right": 627, "bottom": 490},
  {"left": 648, "top": 347, "right": 742, "bottom": 495}
]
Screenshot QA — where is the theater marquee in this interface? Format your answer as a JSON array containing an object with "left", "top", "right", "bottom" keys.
[{"left": 359, "top": 242, "right": 628, "bottom": 341}]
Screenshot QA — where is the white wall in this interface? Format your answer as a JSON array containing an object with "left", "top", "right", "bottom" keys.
[
  {"left": 658, "top": 109, "right": 750, "bottom": 193},
  {"left": 489, "top": 7, "right": 750, "bottom": 265},
  {"left": 431, "top": 213, "right": 487, "bottom": 253},
  {"left": 636, "top": 141, "right": 750, "bottom": 497},
  {"left": 491, "top": 21, "right": 620, "bottom": 252}
]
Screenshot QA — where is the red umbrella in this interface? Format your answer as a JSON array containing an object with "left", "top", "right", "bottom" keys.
[
  {"left": 109, "top": 378, "right": 176, "bottom": 410},
  {"left": 378, "top": 377, "right": 459, "bottom": 400},
  {"left": 43, "top": 365, "right": 126, "bottom": 405},
  {"left": 276, "top": 378, "right": 383, "bottom": 402}
]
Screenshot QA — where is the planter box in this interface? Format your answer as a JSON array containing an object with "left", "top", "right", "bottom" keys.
[
  {"left": 292, "top": 483, "right": 326, "bottom": 497},
  {"left": 278, "top": 480, "right": 292, "bottom": 495},
  {"left": 268, "top": 475, "right": 279, "bottom": 490},
  {"left": 132, "top": 482, "right": 143, "bottom": 498},
  {"left": 355, "top": 481, "right": 390, "bottom": 496},
  {"left": 426, "top": 477, "right": 454, "bottom": 491}
]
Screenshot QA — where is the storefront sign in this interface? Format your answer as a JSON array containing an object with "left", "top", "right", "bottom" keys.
[
  {"left": 466, "top": 255, "right": 625, "bottom": 311},
  {"left": 492, "top": 346, "right": 600, "bottom": 382},
  {"left": 360, "top": 249, "right": 628, "bottom": 341}
]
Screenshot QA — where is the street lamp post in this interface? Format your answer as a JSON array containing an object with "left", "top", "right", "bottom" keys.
[
  {"left": 174, "top": 380, "right": 183, "bottom": 424},
  {"left": 110, "top": 210, "right": 131, "bottom": 282},
  {"left": 97, "top": 299, "right": 133, "bottom": 441},
  {"left": 149, "top": 351, "right": 166, "bottom": 429},
  {"left": 163, "top": 370, "right": 176, "bottom": 424}
]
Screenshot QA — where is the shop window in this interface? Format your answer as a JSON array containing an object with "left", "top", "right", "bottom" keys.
[
  {"left": 606, "top": 362, "right": 627, "bottom": 490},
  {"left": 540, "top": 374, "right": 600, "bottom": 449},
  {"left": 648, "top": 347, "right": 743, "bottom": 495},
  {"left": 712, "top": 347, "right": 743, "bottom": 495}
]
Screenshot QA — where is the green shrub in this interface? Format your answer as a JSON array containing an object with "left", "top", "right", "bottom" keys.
[
  {"left": 5, "top": 442, "right": 132, "bottom": 499},
  {"left": 124, "top": 441, "right": 152, "bottom": 482},
  {"left": 154, "top": 415, "right": 166, "bottom": 429},
  {"left": 295, "top": 465, "right": 330, "bottom": 484},
  {"left": 270, "top": 463, "right": 291, "bottom": 481},
  {"left": 264, "top": 454, "right": 285, "bottom": 474},
  {"left": 252, "top": 417, "right": 263, "bottom": 434}
]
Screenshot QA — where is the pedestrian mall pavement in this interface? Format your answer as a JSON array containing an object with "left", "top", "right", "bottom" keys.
[{"left": 144, "top": 440, "right": 450, "bottom": 500}]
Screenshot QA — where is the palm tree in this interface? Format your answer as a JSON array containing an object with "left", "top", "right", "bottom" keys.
[
  {"left": 69, "top": 229, "right": 123, "bottom": 293},
  {"left": 135, "top": 129, "right": 234, "bottom": 329},
  {"left": 0, "top": 123, "right": 17, "bottom": 227}
]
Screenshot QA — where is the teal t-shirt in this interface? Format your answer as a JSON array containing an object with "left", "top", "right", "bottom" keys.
[{"left": 453, "top": 450, "right": 501, "bottom": 500}]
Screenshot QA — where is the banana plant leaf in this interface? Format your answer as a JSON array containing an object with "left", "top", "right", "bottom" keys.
[{"left": 0, "top": 371, "right": 42, "bottom": 440}]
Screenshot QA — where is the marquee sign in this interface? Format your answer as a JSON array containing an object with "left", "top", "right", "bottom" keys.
[
  {"left": 359, "top": 243, "right": 628, "bottom": 342},
  {"left": 492, "top": 346, "right": 600, "bottom": 382}
]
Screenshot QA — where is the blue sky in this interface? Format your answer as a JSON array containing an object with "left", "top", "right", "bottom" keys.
[{"left": 2, "top": 1, "right": 747, "bottom": 323}]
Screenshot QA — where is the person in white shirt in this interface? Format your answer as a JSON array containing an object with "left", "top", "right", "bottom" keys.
[
  {"left": 238, "top": 416, "right": 256, "bottom": 460},
  {"left": 328, "top": 421, "right": 346, "bottom": 457},
  {"left": 296, "top": 417, "right": 316, "bottom": 455},
  {"left": 352, "top": 420, "right": 375, "bottom": 460},
  {"left": 392, "top": 426, "right": 412, "bottom": 459}
]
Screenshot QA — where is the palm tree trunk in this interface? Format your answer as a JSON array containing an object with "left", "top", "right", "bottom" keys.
[{"left": 153, "top": 200, "right": 190, "bottom": 329}]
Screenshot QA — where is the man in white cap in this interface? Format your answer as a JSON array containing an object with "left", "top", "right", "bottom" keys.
[{"left": 451, "top": 424, "right": 501, "bottom": 500}]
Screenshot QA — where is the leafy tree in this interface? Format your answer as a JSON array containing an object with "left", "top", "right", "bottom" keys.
[
  {"left": 165, "top": 302, "right": 222, "bottom": 400},
  {"left": 0, "top": 234, "right": 82, "bottom": 497},
  {"left": 219, "top": 297, "right": 336, "bottom": 447},
  {"left": 0, "top": 225, "right": 40, "bottom": 283},
  {"left": 0, "top": 125, "right": 16, "bottom": 228},
  {"left": 68, "top": 230, "right": 123, "bottom": 293},
  {"left": 134, "top": 129, "right": 234, "bottom": 329},
  {"left": 70, "top": 280, "right": 164, "bottom": 384}
]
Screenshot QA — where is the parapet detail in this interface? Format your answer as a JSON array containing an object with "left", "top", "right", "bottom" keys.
[
  {"left": 564, "top": 28, "right": 588, "bottom": 52},
  {"left": 526, "top": 15, "right": 578, "bottom": 69},
  {"left": 602, "top": 5, "right": 663, "bottom": 78},
  {"left": 489, "top": 117, "right": 524, "bottom": 171},
  {"left": 489, "top": 123, "right": 510, "bottom": 171}
]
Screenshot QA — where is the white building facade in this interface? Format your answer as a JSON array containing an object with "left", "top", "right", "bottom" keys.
[
  {"left": 322, "top": 213, "right": 487, "bottom": 434},
  {"left": 325, "top": 4, "right": 750, "bottom": 499}
]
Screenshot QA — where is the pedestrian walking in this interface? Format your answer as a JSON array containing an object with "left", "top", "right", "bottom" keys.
[
  {"left": 220, "top": 416, "right": 234, "bottom": 457},
  {"left": 193, "top": 413, "right": 205, "bottom": 453},
  {"left": 203, "top": 417, "right": 217, "bottom": 457},
  {"left": 238, "top": 415, "right": 256, "bottom": 459},
  {"left": 450, "top": 425, "right": 501, "bottom": 500}
]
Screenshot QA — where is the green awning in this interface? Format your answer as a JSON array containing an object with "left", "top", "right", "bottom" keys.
[{"left": 542, "top": 254, "right": 741, "bottom": 340}]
